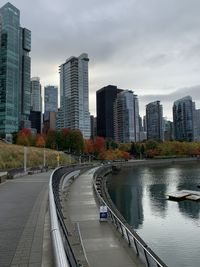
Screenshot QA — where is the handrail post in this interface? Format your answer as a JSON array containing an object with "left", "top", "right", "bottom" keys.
[{"left": 144, "top": 249, "right": 150, "bottom": 267}]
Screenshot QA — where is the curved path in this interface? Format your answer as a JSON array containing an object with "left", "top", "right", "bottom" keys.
[
  {"left": 0, "top": 171, "right": 52, "bottom": 267},
  {"left": 62, "top": 167, "right": 145, "bottom": 267}
]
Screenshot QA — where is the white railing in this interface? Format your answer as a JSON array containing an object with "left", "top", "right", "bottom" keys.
[{"left": 49, "top": 167, "right": 70, "bottom": 267}]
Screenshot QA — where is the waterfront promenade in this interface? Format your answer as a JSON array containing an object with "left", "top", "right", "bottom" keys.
[
  {"left": 0, "top": 171, "right": 53, "bottom": 267},
  {"left": 62, "top": 167, "right": 145, "bottom": 267}
]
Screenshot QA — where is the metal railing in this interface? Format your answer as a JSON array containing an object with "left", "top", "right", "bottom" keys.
[
  {"left": 49, "top": 166, "right": 80, "bottom": 267},
  {"left": 93, "top": 166, "right": 168, "bottom": 267}
]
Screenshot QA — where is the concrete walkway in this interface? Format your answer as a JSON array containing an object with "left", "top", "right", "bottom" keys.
[
  {"left": 62, "top": 167, "right": 145, "bottom": 267},
  {"left": 0, "top": 171, "right": 53, "bottom": 267}
]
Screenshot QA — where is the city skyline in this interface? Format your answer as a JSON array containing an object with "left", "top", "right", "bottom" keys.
[{"left": 1, "top": 0, "right": 200, "bottom": 119}]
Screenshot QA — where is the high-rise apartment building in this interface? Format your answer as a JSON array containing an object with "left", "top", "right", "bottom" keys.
[
  {"left": 90, "top": 115, "right": 97, "bottom": 140},
  {"left": 59, "top": 53, "right": 90, "bottom": 139},
  {"left": 163, "top": 119, "right": 173, "bottom": 141},
  {"left": 30, "top": 77, "right": 42, "bottom": 112},
  {"left": 43, "top": 85, "right": 58, "bottom": 133},
  {"left": 44, "top": 85, "right": 58, "bottom": 115},
  {"left": 114, "top": 90, "right": 140, "bottom": 142},
  {"left": 19, "top": 28, "right": 31, "bottom": 129},
  {"left": 0, "top": 2, "right": 31, "bottom": 135},
  {"left": 146, "top": 101, "right": 163, "bottom": 140},
  {"left": 96, "top": 85, "right": 122, "bottom": 139},
  {"left": 173, "top": 96, "right": 195, "bottom": 142},
  {"left": 194, "top": 109, "right": 200, "bottom": 141},
  {"left": 30, "top": 77, "right": 42, "bottom": 133}
]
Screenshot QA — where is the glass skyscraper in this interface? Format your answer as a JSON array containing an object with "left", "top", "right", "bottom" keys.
[
  {"left": 96, "top": 85, "right": 122, "bottom": 139},
  {"left": 114, "top": 90, "right": 140, "bottom": 142},
  {"left": 30, "top": 77, "right": 42, "bottom": 112},
  {"left": 44, "top": 85, "right": 58, "bottom": 119},
  {"left": 20, "top": 28, "right": 31, "bottom": 129},
  {"left": 0, "top": 2, "right": 31, "bottom": 135},
  {"left": 59, "top": 53, "right": 90, "bottom": 139},
  {"left": 173, "top": 96, "right": 195, "bottom": 142},
  {"left": 146, "top": 101, "right": 164, "bottom": 141}
]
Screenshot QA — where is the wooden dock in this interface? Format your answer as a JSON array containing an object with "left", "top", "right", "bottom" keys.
[{"left": 167, "top": 190, "right": 200, "bottom": 201}]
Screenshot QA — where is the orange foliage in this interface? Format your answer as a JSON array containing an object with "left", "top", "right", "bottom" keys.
[
  {"left": 16, "top": 128, "right": 33, "bottom": 146},
  {"left": 94, "top": 137, "right": 106, "bottom": 154},
  {"left": 122, "top": 151, "right": 130, "bottom": 160},
  {"left": 35, "top": 134, "right": 46, "bottom": 147},
  {"left": 84, "top": 139, "right": 94, "bottom": 153}
]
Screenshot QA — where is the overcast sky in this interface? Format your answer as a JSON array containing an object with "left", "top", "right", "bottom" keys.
[{"left": 3, "top": 0, "right": 200, "bottom": 119}]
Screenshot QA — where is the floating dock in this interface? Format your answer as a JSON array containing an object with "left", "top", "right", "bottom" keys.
[{"left": 167, "top": 190, "right": 200, "bottom": 201}]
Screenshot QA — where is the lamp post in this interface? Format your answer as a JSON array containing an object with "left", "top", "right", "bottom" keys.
[
  {"left": 43, "top": 147, "right": 46, "bottom": 168},
  {"left": 24, "top": 146, "right": 27, "bottom": 173}
]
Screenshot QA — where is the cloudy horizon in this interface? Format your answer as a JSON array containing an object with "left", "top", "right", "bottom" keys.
[{"left": 2, "top": 0, "right": 200, "bottom": 119}]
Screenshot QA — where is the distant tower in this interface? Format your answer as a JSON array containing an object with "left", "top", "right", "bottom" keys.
[
  {"left": 0, "top": 2, "right": 31, "bottom": 135},
  {"left": 44, "top": 85, "right": 58, "bottom": 118},
  {"left": 30, "top": 77, "right": 42, "bottom": 133},
  {"left": 59, "top": 53, "right": 90, "bottom": 139},
  {"left": 19, "top": 28, "right": 31, "bottom": 129},
  {"left": 146, "top": 101, "right": 163, "bottom": 140},
  {"left": 30, "top": 77, "right": 42, "bottom": 112},
  {"left": 173, "top": 96, "right": 195, "bottom": 142},
  {"left": 114, "top": 90, "right": 140, "bottom": 142},
  {"left": 90, "top": 115, "right": 97, "bottom": 140},
  {"left": 96, "top": 85, "right": 122, "bottom": 139},
  {"left": 43, "top": 85, "right": 58, "bottom": 133}
]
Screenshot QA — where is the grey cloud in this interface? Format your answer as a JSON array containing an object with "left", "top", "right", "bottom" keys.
[
  {"left": 140, "top": 85, "right": 200, "bottom": 103},
  {"left": 2, "top": 0, "right": 200, "bottom": 118}
]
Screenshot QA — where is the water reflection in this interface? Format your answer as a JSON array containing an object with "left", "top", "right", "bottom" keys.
[
  {"left": 108, "top": 169, "right": 144, "bottom": 229},
  {"left": 108, "top": 162, "right": 200, "bottom": 267},
  {"left": 178, "top": 200, "right": 200, "bottom": 219},
  {"left": 148, "top": 184, "right": 167, "bottom": 217}
]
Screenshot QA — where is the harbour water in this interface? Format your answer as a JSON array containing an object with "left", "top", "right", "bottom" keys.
[{"left": 107, "top": 161, "right": 200, "bottom": 267}]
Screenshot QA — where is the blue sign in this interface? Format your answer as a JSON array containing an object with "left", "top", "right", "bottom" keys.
[{"left": 99, "top": 205, "right": 108, "bottom": 221}]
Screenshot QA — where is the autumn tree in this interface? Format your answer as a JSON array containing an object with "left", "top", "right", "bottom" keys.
[
  {"left": 62, "top": 128, "right": 71, "bottom": 150},
  {"left": 16, "top": 128, "right": 33, "bottom": 146},
  {"left": 94, "top": 137, "right": 106, "bottom": 155},
  {"left": 68, "top": 129, "right": 84, "bottom": 153},
  {"left": 122, "top": 151, "right": 130, "bottom": 160},
  {"left": 84, "top": 139, "right": 94, "bottom": 154},
  {"left": 46, "top": 130, "right": 57, "bottom": 149},
  {"left": 35, "top": 134, "right": 46, "bottom": 148}
]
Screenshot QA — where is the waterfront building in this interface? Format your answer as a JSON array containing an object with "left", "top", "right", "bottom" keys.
[
  {"left": 96, "top": 85, "right": 122, "bottom": 139},
  {"left": 139, "top": 131, "right": 147, "bottom": 141},
  {"left": 59, "top": 53, "right": 90, "bottom": 139},
  {"left": 163, "top": 119, "right": 173, "bottom": 141},
  {"left": 143, "top": 115, "right": 147, "bottom": 132},
  {"left": 44, "top": 85, "right": 58, "bottom": 120},
  {"left": 19, "top": 28, "right": 31, "bottom": 129},
  {"left": 29, "top": 110, "right": 41, "bottom": 133},
  {"left": 43, "top": 85, "right": 58, "bottom": 132},
  {"left": 0, "top": 2, "right": 31, "bottom": 135},
  {"left": 43, "top": 111, "right": 57, "bottom": 134},
  {"left": 139, "top": 115, "right": 143, "bottom": 132},
  {"left": 90, "top": 115, "right": 97, "bottom": 140},
  {"left": 146, "top": 101, "right": 164, "bottom": 141},
  {"left": 56, "top": 108, "right": 64, "bottom": 130},
  {"left": 114, "top": 90, "right": 140, "bottom": 143},
  {"left": 194, "top": 109, "right": 200, "bottom": 141},
  {"left": 30, "top": 77, "right": 42, "bottom": 133},
  {"left": 30, "top": 77, "right": 42, "bottom": 112},
  {"left": 173, "top": 96, "right": 195, "bottom": 142}
]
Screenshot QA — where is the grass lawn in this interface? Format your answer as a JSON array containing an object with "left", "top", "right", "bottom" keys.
[{"left": 0, "top": 141, "right": 72, "bottom": 170}]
